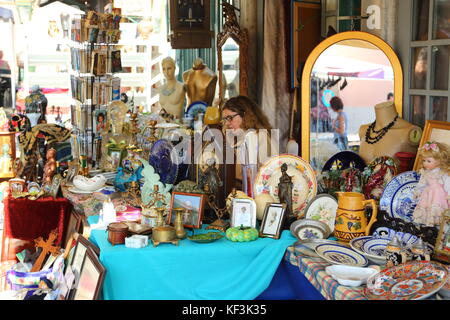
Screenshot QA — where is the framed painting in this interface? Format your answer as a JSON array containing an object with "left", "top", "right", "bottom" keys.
[
  {"left": 73, "top": 247, "right": 106, "bottom": 300},
  {"left": 434, "top": 210, "right": 450, "bottom": 263},
  {"left": 259, "top": 203, "right": 287, "bottom": 239},
  {"left": 168, "top": 192, "right": 206, "bottom": 229},
  {"left": 413, "top": 120, "right": 450, "bottom": 171},
  {"left": 0, "top": 132, "right": 16, "bottom": 180}
]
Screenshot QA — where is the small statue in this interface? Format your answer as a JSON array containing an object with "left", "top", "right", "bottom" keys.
[
  {"left": 278, "top": 163, "right": 294, "bottom": 217},
  {"left": 22, "top": 152, "right": 39, "bottom": 182},
  {"left": 199, "top": 158, "right": 222, "bottom": 195},
  {"left": 42, "top": 148, "right": 57, "bottom": 186}
]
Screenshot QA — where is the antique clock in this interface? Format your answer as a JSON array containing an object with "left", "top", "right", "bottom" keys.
[{"left": 169, "top": 0, "right": 213, "bottom": 49}]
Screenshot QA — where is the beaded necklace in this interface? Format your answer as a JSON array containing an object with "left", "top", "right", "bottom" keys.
[
  {"left": 365, "top": 115, "right": 399, "bottom": 144},
  {"left": 161, "top": 83, "right": 176, "bottom": 96}
]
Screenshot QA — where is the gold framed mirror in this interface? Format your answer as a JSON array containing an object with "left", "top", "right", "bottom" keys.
[
  {"left": 300, "top": 31, "right": 403, "bottom": 172},
  {"left": 217, "top": 2, "right": 249, "bottom": 104}
]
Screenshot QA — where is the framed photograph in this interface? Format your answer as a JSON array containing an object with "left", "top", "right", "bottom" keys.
[
  {"left": 107, "top": 148, "right": 126, "bottom": 170},
  {"left": 413, "top": 120, "right": 450, "bottom": 170},
  {"left": 231, "top": 198, "right": 257, "bottom": 228},
  {"left": 0, "top": 132, "right": 16, "bottom": 180},
  {"left": 168, "top": 192, "right": 206, "bottom": 229},
  {"left": 94, "top": 109, "right": 107, "bottom": 135},
  {"left": 434, "top": 210, "right": 450, "bottom": 263},
  {"left": 259, "top": 203, "right": 287, "bottom": 239},
  {"left": 63, "top": 211, "right": 82, "bottom": 249},
  {"left": 73, "top": 247, "right": 106, "bottom": 300}
]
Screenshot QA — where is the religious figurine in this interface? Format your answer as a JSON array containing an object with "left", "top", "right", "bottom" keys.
[
  {"left": 412, "top": 141, "right": 450, "bottom": 227},
  {"left": 182, "top": 57, "right": 218, "bottom": 107},
  {"left": 278, "top": 163, "right": 293, "bottom": 218},
  {"left": 42, "top": 148, "right": 57, "bottom": 186},
  {"left": 24, "top": 277, "right": 54, "bottom": 300},
  {"left": 22, "top": 152, "right": 39, "bottom": 183},
  {"left": 198, "top": 158, "right": 222, "bottom": 195},
  {"left": 158, "top": 57, "right": 186, "bottom": 120}
]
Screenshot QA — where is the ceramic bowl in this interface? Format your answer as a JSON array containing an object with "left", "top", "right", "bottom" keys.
[
  {"left": 361, "top": 238, "right": 390, "bottom": 265},
  {"left": 349, "top": 236, "right": 386, "bottom": 266},
  {"left": 325, "top": 265, "right": 379, "bottom": 287},
  {"left": 290, "top": 219, "right": 332, "bottom": 241},
  {"left": 73, "top": 174, "right": 107, "bottom": 192}
]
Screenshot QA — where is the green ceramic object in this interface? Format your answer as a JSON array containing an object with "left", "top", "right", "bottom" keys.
[
  {"left": 226, "top": 225, "right": 259, "bottom": 242},
  {"left": 187, "top": 232, "right": 224, "bottom": 243},
  {"left": 139, "top": 158, "right": 173, "bottom": 207}
]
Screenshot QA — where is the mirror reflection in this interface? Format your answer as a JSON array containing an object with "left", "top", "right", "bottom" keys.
[
  {"left": 309, "top": 39, "right": 394, "bottom": 172},
  {"left": 222, "top": 38, "right": 240, "bottom": 99}
]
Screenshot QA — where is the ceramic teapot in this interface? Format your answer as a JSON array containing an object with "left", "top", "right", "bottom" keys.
[{"left": 333, "top": 192, "right": 377, "bottom": 242}]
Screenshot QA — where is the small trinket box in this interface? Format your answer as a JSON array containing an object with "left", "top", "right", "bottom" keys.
[{"left": 107, "top": 222, "right": 129, "bottom": 246}]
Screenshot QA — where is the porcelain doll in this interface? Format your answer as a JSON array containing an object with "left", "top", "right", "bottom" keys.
[{"left": 412, "top": 141, "right": 450, "bottom": 227}]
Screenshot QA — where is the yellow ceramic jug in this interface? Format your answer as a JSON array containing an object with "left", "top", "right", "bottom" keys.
[
  {"left": 204, "top": 106, "right": 220, "bottom": 125},
  {"left": 333, "top": 192, "right": 378, "bottom": 242}
]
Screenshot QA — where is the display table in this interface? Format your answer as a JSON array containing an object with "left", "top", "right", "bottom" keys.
[
  {"left": 87, "top": 215, "right": 296, "bottom": 300},
  {"left": 1, "top": 195, "right": 73, "bottom": 262},
  {"left": 284, "top": 244, "right": 368, "bottom": 300}
]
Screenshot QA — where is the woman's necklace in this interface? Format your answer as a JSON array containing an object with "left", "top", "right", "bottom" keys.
[
  {"left": 365, "top": 115, "right": 399, "bottom": 144},
  {"left": 161, "top": 83, "right": 176, "bottom": 96}
]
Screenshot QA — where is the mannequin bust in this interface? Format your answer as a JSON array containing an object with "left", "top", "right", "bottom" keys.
[
  {"left": 182, "top": 58, "right": 218, "bottom": 107},
  {"left": 358, "top": 101, "right": 421, "bottom": 164},
  {"left": 158, "top": 57, "right": 186, "bottom": 119}
]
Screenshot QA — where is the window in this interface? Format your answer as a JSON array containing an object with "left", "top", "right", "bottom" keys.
[{"left": 401, "top": 0, "right": 450, "bottom": 128}]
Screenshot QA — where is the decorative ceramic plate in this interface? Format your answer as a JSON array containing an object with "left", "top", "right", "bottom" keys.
[
  {"left": 290, "top": 219, "right": 331, "bottom": 241},
  {"left": 185, "top": 101, "right": 208, "bottom": 121},
  {"left": 362, "top": 238, "right": 390, "bottom": 258},
  {"left": 322, "top": 151, "right": 366, "bottom": 173},
  {"left": 315, "top": 243, "right": 368, "bottom": 267},
  {"left": 254, "top": 154, "right": 317, "bottom": 218},
  {"left": 349, "top": 236, "right": 373, "bottom": 255},
  {"left": 305, "top": 194, "right": 338, "bottom": 232},
  {"left": 149, "top": 139, "right": 179, "bottom": 186},
  {"left": 293, "top": 239, "right": 347, "bottom": 258},
  {"left": 362, "top": 156, "right": 398, "bottom": 200},
  {"left": 379, "top": 171, "right": 421, "bottom": 222},
  {"left": 187, "top": 232, "right": 224, "bottom": 243},
  {"left": 364, "top": 261, "right": 448, "bottom": 300},
  {"left": 372, "top": 227, "right": 419, "bottom": 247}
]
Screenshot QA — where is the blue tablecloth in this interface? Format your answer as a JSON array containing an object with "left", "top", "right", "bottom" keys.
[{"left": 87, "top": 216, "right": 296, "bottom": 300}]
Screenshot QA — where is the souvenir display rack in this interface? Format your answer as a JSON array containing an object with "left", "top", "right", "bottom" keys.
[{"left": 69, "top": 11, "right": 123, "bottom": 169}]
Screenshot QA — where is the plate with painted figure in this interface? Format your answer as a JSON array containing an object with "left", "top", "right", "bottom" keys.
[
  {"left": 379, "top": 171, "right": 421, "bottom": 222},
  {"left": 372, "top": 227, "right": 419, "bottom": 247},
  {"left": 254, "top": 154, "right": 317, "bottom": 218},
  {"left": 364, "top": 260, "right": 448, "bottom": 300},
  {"left": 322, "top": 151, "right": 366, "bottom": 173},
  {"left": 362, "top": 156, "right": 398, "bottom": 201},
  {"left": 315, "top": 243, "right": 368, "bottom": 267}
]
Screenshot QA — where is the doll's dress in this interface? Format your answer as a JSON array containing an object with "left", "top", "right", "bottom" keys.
[{"left": 412, "top": 167, "right": 450, "bottom": 226}]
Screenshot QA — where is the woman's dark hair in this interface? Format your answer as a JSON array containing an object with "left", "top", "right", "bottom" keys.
[
  {"left": 222, "top": 95, "right": 272, "bottom": 130},
  {"left": 387, "top": 92, "right": 394, "bottom": 100},
  {"left": 330, "top": 96, "right": 344, "bottom": 111}
]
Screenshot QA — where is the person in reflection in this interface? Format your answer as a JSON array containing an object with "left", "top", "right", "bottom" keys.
[
  {"left": 387, "top": 92, "right": 394, "bottom": 102},
  {"left": 330, "top": 96, "right": 348, "bottom": 151}
]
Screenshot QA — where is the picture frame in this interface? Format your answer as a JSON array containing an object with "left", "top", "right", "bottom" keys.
[
  {"left": 0, "top": 132, "right": 16, "bottom": 180},
  {"left": 49, "top": 173, "right": 63, "bottom": 198},
  {"left": 94, "top": 109, "right": 107, "bottom": 135},
  {"left": 64, "top": 160, "right": 80, "bottom": 186},
  {"left": 73, "top": 247, "right": 106, "bottom": 300},
  {"left": 413, "top": 120, "right": 450, "bottom": 171},
  {"left": 231, "top": 198, "right": 257, "bottom": 228},
  {"left": 108, "top": 148, "right": 126, "bottom": 170},
  {"left": 259, "top": 203, "right": 287, "bottom": 239},
  {"left": 63, "top": 211, "right": 83, "bottom": 249},
  {"left": 434, "top": 209, "right": 450, "bottom": 263},
  {"left": 168, "top": 192, "right": 206, "bottom": 229}
]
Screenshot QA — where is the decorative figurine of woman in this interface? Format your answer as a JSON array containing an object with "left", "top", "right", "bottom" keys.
[
  {"left": 158, "top": 57, "right": 186, "bottom": 120},
  {"left": 278, "top": 163, "right": 293, "bottom": 218},
  {"left": 412, "top": 141, "right": 450, "bottom": 227}
]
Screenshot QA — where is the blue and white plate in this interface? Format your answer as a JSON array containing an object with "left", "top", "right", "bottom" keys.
[
  {"left": 349, "top": 236, "right": 373, "bottom": 255},
  {"left": 379, "top": 171, "right": 421, "bottom": 222},
  {"left": 149, "top": 139, "right": 179, "bottom": 186},
  {"left": 315, "top": 243, "right": 368, "bottom": 267},
  {"left": 362, "top": 238, "right": 390, "bottom": 258},
  {"left": 372, "top": 227, "right": 419, "bottom": 247},
  {"left": 185, "top": 101, "right": 207, "bottom": 121}
]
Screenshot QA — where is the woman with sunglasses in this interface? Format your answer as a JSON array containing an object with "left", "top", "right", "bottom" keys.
[{"left": 222, "top": 95, "right": 273, "bottom": 196}]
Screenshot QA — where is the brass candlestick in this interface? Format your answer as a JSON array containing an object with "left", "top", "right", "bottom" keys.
[
  {"left": 174, "top": 208, "right": 187, "bottom": 239},
  {"left": 155, "top": 207, "right": 166, "bottom": 227},
  {"left": 204, "top": 184, "right": 230, "bottom": 232}
]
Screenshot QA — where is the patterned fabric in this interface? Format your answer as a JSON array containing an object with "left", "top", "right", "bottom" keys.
[{"left": 285, "top": 245, "right": 368, "bottom": 300}]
